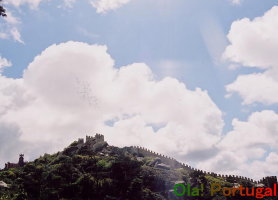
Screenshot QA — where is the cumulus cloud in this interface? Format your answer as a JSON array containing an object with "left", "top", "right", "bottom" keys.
[
  {"left": 90, "top": 0, "right": 130, "bottom": 13},
  {"left": 224, "top": 6, "right": 278, "bottom": 105},
  {"left": 224, "top": 6, "right": 278, "bottom": 69},
  {"left": 0, "top": 122, "right": 27, "bottom": 164},
  {"left": 220, "top": 110, "right": 278, "bottom": 151},
  {"left": 198, "top": 110, "right": 278, "bottom": 179},
  {"left": 1, "top": 41, "right": 278, "bottom": 179},
  {"left": 0, "top": 41, "right": 224, "bottom": 168},
  {"left": 226, "top": 73, "right": 278, "bottom": 105}
]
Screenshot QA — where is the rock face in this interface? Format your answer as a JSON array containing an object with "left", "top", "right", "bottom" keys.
[
  {"left": 0, "top": 181, "right": 8, "bottom": 188},
  {"left": 149, "top": 157, "right": 162, "bottom": 166},
  {"left": 92, "top": 141, "right": 108, "bottom": 152},
  {"left": 156, "top": 163, "right": 170, "bottom": 170}
]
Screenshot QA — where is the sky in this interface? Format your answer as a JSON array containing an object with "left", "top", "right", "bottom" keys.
[{"left": 0, "top": 0, "right": 278, "bottom": 179}]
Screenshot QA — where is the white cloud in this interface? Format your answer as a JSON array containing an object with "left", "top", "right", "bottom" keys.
[
  {"left": 198, "top": 110, "right": 278, "bottom": 179},
  {"left": 230, "top": 0, "right": 242, "bottom": 5},
  {"left": 224, "top": 6, "right": 278, "bottom": 105},
  {"left": 0, "top": 56, "right": 12, "bottom": 72},
  {"left": 63, "top": 0, "right": 76, "bottom": 8},
  {"left": 1, "top": 41, "right": 278, "bottom": 179},
  {"left": 10, "top": 27, "right": 24, "bottom": 43},
  {"left": 220, "top": 110, "right": 278, "bottom": 151},
  {"left": 6, "top": 0, "right": 131, "bottom": 13},
  {"left": 6, "top": 0, "right": 43, "bottom": 9},
  {"left": 0, "top": 10, "right": 24, "bottom": 43},
  {"left": 226, "top": 73, "right": 278, "bottom": 105},
  {"left": 0, "top": 33, "right": 8, "bottom": 39},
  {"left": 0, "top": 122, "right": 27, "bottom": 164},
  {"left": 0, "top": 0, "right": 130, "bottom": 44},
  {"left": 0, "top": 41, "right": 224, "bottom": 167},
  {"left": 224, "top": 6, "right": 278, "bottom": 69},
  {"left": 4, "top": 11, "right": 20, "bottom": 25},
  {"left": 90, "top": 0, "right": 130, "bottom": 13}
]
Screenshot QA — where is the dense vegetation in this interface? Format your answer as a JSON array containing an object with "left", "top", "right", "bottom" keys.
[{"left": 0, "top": 137, "right": 277, "bottom": 200}]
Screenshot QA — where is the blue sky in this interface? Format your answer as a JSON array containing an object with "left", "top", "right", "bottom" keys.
[
  {"left": 1, "top": 0, "right": 278, "bottom": 179},
  {"left": 2, "top": 0, "right": 277, "bottom": 131}
]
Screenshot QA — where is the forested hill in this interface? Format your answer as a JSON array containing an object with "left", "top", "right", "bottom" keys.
[{"left": 0, "top": 134, "right": 277, "bottom": 200}]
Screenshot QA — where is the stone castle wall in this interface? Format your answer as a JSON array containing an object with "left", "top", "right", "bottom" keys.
[
  {"left": 132, "top": 146, "right": 186, "bottom": 169},
  {"left": 86, "top": 133, "right": 104, "bottom": 143},
  {"left": 131, "top": 146, "right": 277, "bottom": 185},
  {"left": 70, "top": 134, "right": 278, "bottom": 185}
]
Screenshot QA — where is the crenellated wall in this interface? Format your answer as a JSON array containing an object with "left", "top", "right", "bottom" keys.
[
  {"left": 85, "top": 133, "right": 104, "bottom": 144},
  {"left": 130, "top": 146, "right": 277, "bottom": 185},
  {"left": 131, "top": 146, "right": 187, "bottom": 169},
  {"left": 79, "top": 134, "right": 277, "bottom": 185}
]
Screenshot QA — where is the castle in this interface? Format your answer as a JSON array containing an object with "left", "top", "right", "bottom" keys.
[
  {"left": 2, "top": 134, "right": 277, "bottom": 187},
  {"left": 76, "top": 134, "right": 278, "bottom": 186},
  {"left": 131, "top": 145, "right": 277, "bottom": 186},
  {"left": 85, "top": 133, "right": 104, "bottom": 143},
  {"left": 4, "top": 154, "right": 26, "bottom": 169},
  {"left": 74, "top": 133, "right": 104, "bottom": 144}
]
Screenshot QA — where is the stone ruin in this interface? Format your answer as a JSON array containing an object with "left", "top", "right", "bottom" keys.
[
  {"left": 3, "top": 134, "right": 277, "bottom": 186},
  {"left": 131, "top": 145, "right": 277, "bottom": 186}
]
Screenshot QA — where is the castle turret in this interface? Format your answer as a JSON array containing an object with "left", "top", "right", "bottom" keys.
[
  {"left": 86, "top": 133, "right": 104, "bottom": 144},
  {"left": 95, "top": 133, "right": 104, "bottom": 142},
  {"left": 18, "top": 154, "right": 24, "bottom": 167}
]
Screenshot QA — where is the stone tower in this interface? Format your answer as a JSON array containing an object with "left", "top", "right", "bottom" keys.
[
  {"left": 18, "top": 154, "right": 24, "bottom": 167},
  {"left": 95, "top": 133, "right": 104, "bottom": 142}
]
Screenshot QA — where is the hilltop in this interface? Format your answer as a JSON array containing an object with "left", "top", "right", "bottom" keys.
[{"left": 0, "top": 134, "right": 277, "bottom": 200}]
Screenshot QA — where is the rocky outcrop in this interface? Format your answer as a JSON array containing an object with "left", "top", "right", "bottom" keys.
[
  {"left": 0, "top": 181, "right": 9, "bottom": 188},
  {"left": 92, "top": 141, "right": 108, "bottom": 152},
  {"left": 156, "top": 163, "right": 170, "bottom": 170},
  {"left": 149, "top": 157, "right": 162, "bottom": 166}
]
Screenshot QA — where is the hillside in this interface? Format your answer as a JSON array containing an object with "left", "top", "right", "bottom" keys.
[{"left": 0, "top": 134, "right": 277, "bottom": 200}]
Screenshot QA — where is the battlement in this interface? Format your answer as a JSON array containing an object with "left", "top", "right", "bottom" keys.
[
  {"left": 95, "top": 133, "right": 104, "bottom": 141},
  {"left": 131, "top": 146, "right": 277, "bottom": 184},
  {"left": 86, "top": 133, "right": 104, "bottom": 143}
]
